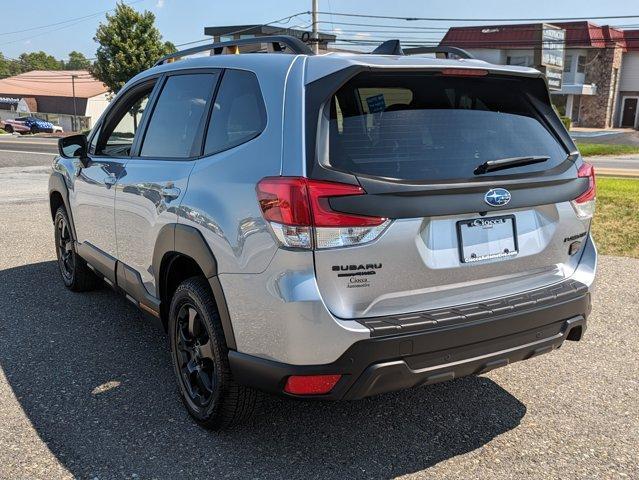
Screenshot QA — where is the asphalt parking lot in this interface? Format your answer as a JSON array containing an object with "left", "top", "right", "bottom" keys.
[{"left": 0, "top": 147, "right": 637, "bottom": 479}]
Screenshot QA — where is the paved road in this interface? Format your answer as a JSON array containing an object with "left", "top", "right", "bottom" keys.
[
  {"left": 588, "top": 155, "right": 639, "bottom": 177},
  {"left": 572, "top": 129, "right": 639, "bottom": 146},
  {"left": 0, "top": 153, "right": 637, "bottom": 478},
  {"left": 0, "top": 135, "right": 57, "bottom": 168}
]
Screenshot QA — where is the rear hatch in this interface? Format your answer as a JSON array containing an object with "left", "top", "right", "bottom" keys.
[{"left": 306, "top": 67, "right": 594, "bottom": 319}]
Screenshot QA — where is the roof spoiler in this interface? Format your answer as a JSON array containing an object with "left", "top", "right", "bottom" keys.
[
  {"left": 371, "top": 40, "right": 474, "bottom": 59},
  {"left": 154, "top": 35, "right": 314, "bottom": 66}
]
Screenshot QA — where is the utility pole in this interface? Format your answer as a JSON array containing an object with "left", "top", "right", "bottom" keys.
[
  {"left": 311, "top": 0, "right": 319, "bottom": 54},
  {"left": 71, "top": 74, "right": 78, "bottom": 132}
]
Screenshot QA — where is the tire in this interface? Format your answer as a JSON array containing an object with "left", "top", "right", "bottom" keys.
[
  {"left": 4, "top": 125, "right": 12, "bottom": 133},
  {"left": 54, "top": 206, "right": 100, "bottom": 291},
  {"left": 168, "top": 276, "right": 261, "bottom": 430}
]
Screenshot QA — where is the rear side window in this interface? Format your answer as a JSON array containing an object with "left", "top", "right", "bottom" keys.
[
  {"left": 140, "top": 73, "right": 218, "bottom": 158},
  {"left": 204, "top": 70, "right": 266, "bottom": 155},
  {"left": 326, "top": 72, "right": 567, "bottom": 181}
]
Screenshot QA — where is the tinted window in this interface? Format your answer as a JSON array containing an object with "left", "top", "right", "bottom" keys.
[
  {"left": 204, "top": 70, "right": 266, "bottom": 155},
  {"left": 141, "top": 73, "right": 218, "bottom": 158},
  {"left": 327, "top": 73, "right": 567, "bottom": 181},
  {"left": 97, "top": 86, "right": 153, "bottom": 157}
]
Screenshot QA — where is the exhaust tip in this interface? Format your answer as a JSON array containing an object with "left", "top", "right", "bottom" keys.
[{"left": 566, "top": 325, "right": 584, "bottom": 341}]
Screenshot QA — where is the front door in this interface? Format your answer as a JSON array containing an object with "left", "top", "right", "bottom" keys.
[
  {"left": 115, "top": 71, "right": 220, "bottom": 296},
  {"left": 71, "top": 81, "right": 156, "bottom": 263},
  {"left": 622, "top": 98, "right": 638, "bottom": 128}
]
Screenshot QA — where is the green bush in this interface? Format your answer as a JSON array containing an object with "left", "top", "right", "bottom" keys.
[
  {"left": 560, "top": 116, "right": 571, "bottom": 131},
  {"left": 0, "top": 128, "right": 6, "bottom": 134}
]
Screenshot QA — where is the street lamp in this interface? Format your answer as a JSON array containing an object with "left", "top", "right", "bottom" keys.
[{"left": 71, "top": 74, "right": 78, "bottom": 132}]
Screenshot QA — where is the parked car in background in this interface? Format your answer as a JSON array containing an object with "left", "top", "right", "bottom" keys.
[{"left": 1, "top": 116, "right": 56, "bottom": 134}]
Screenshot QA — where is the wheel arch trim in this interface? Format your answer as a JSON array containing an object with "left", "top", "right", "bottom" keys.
[
  {"left": 49, "top": 171, "right": 77, "bottom": 237},
  {"left": 153, "top": 224, "right": 237, "bottom": 349}
]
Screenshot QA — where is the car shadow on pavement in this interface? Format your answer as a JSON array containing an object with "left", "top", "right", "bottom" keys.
[{"left": 0, "top": 261, "right": 527, "bottom": 479}]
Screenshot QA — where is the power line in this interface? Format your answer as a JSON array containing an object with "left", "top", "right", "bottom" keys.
[
  {"left": 0, "top": 1, "right": 152, "bottom": 48},
  {"left": 316, "top": 11, "right": 639, "bottom": 22},
  {"left": 172, "top": 12, "right": 310, "bottom": 48},
  {"left": 0, "top": 0, "right": 147, "bottom": 37},
  {"left": 317, "top": 20, "right": 639, "bottom": 32}
]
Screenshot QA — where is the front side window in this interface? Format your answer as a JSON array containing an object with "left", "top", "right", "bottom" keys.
[
  {"left": 326, "top": 72, "right": 567, "bottom": 181},
  {"left": 140, "top": 73, "right": 219, "bottom": 158},
  {"left": 96, "top": 85, "right": 153, "bottom": 157},
  {"left": 204, "top": 70, "right": 266, "bottom": 155}
]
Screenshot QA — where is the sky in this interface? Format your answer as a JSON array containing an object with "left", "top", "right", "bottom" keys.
[{"left": 1, "top": 0, "right": 637, "bottom": 60}]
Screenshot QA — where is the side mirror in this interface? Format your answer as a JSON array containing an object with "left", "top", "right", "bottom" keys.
[{"left": 58, "top": 134, "right": 89, "bottom": 167}]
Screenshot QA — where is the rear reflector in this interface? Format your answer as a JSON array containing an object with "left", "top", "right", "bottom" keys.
[
  {"left": 256, "top": 177, "right": 389, "bottom": 249},
  {"left": 440, "top": 68, "right": 488, "bottom": 77},
  {"left": 571, "top": 162, "right": 596, "bottom": 219},
  {"left": 284, "top": 374, "right": 342, "bottom": 395}
]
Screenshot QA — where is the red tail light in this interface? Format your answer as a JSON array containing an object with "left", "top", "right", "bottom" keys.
[
  {"left": 440, "top": 68, "right": 488, "bottom": 77},
  {"left": 256, "top": 177, "right": 385, "bottom": 227},
  {"left": 255, "top": 177, "right": 311, "bottom": 226},
  {"left": 574, "top": 163, "right": 596, "bottom": 204},
  {"left": 284, "top": 374, "right": 342, "bottom": 395}
]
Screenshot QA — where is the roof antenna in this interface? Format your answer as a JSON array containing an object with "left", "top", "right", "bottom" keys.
[{"left": 372, "top": 39, "right": 403, "bottom": 55}]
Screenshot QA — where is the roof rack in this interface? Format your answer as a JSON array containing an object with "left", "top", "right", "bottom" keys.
[
  {"left": 154, "top": 35, "right": 314, "bottom": 66},
  {"left": 370, "top": 40, "right": 474, "bottom": 59}
]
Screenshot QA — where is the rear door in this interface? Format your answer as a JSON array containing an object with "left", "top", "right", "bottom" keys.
[
  {"left": 115, "top": 70, "right": 220, "bottom": 296},
  {"left": 307, "top": 70, "right": 592, "bottom": 319}
]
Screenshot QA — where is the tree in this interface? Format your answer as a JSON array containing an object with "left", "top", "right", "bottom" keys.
[
  {"left": 0, "top": 53, "right": 21, "bottom": 78},
  {"left": 65, "top": 51, "right": 91, "bottom": 70},
  {"left": 92, "top": 2, "right": 175, "bottom": 93},
  {"left": 18, "top": 51, "right": 63, "bottom": 71}
]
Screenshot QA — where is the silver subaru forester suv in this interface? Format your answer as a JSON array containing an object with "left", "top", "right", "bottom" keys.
[{"left": 49, "top": 37, "right": 597, "bottom": 430}]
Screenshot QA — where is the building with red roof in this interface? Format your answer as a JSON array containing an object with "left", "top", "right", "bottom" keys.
[
  {"left": 440, "top": 22, "right": 639, "bottom": 129},
  {"left": 0, "top": 70, "right": 109, "bottom": 131}
]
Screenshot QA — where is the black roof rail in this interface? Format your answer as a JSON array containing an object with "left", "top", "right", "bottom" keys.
[
  {"left": 154, "top": 35, "right": 314, "bottom": 67},
  {"left": 403, "top": 46, "right": 474, "bottom": 59},
  {"left": 368, "top": 40, "right": 474, "bottom": 59}
]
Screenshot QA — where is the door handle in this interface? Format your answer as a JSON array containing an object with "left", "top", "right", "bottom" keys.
[{"left": 161, "top": 186, "right": 181, "bottom": 200}]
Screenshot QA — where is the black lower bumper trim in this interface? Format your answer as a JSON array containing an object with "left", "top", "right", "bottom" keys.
[
  {"left": 357, "top": 279, "right": 588, "bottom": 337},
  {"left": 229, "top": 289, "right": 590, "bottom": 400}
]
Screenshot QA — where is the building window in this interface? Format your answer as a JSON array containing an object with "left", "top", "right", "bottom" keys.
[
  {"left": 506, "top": 56, "right": 533, "bottom": 67},
  {"left": 577, "top": 55, "right": 586, "bottom": 73},
  {"left": 564, "top": 55, "right": 572, "bottom": 72}
]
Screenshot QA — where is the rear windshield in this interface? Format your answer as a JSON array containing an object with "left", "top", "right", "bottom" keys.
[{"left": 326, "top": 72, "right": 567, "bottom": 181}]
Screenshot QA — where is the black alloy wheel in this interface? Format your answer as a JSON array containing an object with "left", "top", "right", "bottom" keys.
[
  {"left": 53, "top": 206, "right": 100, "bottom": 291},
  {"left": 174, "top": 303, "right": 217, "bottom": 409},
  {"left": 168, "top": 277, "right": 261, "bottom": 429},
  {"left": 55, "top": 210, "right": 75, "bottom": 283}
]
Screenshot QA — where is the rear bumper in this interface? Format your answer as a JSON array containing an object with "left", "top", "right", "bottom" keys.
[{"left": 229, "top": 283, "right": 591, "bottom": 400}]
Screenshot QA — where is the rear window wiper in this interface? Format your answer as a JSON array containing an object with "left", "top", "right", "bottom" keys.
[{"left": 474, "top": 156, "right": 550, "bottom": 175}]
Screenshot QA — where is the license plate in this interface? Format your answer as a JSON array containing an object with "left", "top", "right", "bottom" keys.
[{"left": 457, "top": 215, "right": 518, "bottom": 263}]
